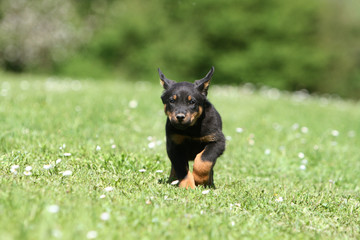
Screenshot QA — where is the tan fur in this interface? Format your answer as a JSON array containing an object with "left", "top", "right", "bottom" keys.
[
  {"left": 170, "top": 134, "right": 187, "bottom": 145},
  {"left": 170, "top": 133, "right": 216, "bottom": 144},
  {"left": 190, "top": 106, "right": 203, "bottom": 126},
  {"left": 193, "top": 150, "right": 213, "bottom": 185},
  {"left": 179, "top": 171, "right": 195, "bottom": 189},
  {"left": 203, "top": 81, "right": 210, "bottom": 91},
  {"left": 192, "top": 134, "right": 216, "bottom": 143},
  {"left": 166, "top": 110, "right": 176, "bottom": 121}
]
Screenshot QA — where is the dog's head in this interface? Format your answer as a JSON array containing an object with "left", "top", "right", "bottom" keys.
[{"left": 158, "top": 67, "right": 214, "bottom": 130}]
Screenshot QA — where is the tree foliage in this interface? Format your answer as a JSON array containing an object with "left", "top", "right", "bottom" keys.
[{"left": 1, "top": 0, "right": 360, "bottom": 98}]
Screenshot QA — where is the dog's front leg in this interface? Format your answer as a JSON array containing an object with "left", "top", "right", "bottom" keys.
[{"left": 193, "top": 141, "right": 225, "bottom": 188}]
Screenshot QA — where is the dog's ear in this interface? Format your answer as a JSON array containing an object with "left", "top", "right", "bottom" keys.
[
  {"left": 158, "top": 68, "right": 175, "bottom": 90},
  {"left": 194, "top": 66, "right": 214, "bottom": 96}
]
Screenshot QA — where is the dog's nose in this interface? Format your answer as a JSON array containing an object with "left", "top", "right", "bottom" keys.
[{"left": 176, "top": 113, "right": 185, "bottom": 122}]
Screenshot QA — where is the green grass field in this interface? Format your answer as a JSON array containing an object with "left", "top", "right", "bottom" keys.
[{"left": 1, "top": 73, "right": 359, "bottom": 240}]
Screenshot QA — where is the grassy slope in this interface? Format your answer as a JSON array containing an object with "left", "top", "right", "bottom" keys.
[{"left": 0, "top": 74, "right": 359, "bottom": 240}]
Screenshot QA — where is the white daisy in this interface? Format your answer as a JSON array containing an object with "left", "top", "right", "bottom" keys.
[
  {"left": 52, "top": 229, "right": 62, "bottom": 238},
  {"left": 148, "top": 142, "right": 156, "bottom": 149},
  {"left": 298, "top": 152, "right": 305, "bottom": 159},
  {"left": 301, "top": 127, "right": 309, "bottom": 134},
  {"left": 11, "top": 165, "right": 19, "bottom": 170},
  {"left": 47, "top": 204, "right": 60, "bottom": 213},
  {"left": 104, "top": 186, "right": 114, "bottom": 192},
  {"left": 43, "top": 164, "right": 53, "bottom": 170},
  {"left": 10, "top": 165, "right": 19, "bottom": 174},
  {"left": 236, "top": 128, "right": 243, "bottom": 133},
  {"left": 62, "top": 170, "right": 72, "bottom": 176},
  {"left": 86, "top": 231, "right": 98, "bottom": 239},
  {"left": 170, "top": 180, "right": 179, "bottom": 185},
  {"left": 100, "top": 212, "right": 110, "bottom": 221},
  {"left": 202, "top": 189, "right": 210, "bottom": 195},
  {"left": 292, "top": 123, "right": 299, "bottom": 130},
  {"left": 331, "top": 130, "right": 339, "bottom": 137},
  {"left": 129, "top": 100, "right": 138, "bottom": 109}
]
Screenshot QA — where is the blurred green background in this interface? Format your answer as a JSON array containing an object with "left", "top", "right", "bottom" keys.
[{"left": 1, "top": 0, "right": 360, "bottom": 98}]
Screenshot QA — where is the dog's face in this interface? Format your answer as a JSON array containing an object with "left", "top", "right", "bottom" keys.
[{"left": 159, "top": 67, "right": 214, "bottom": 130}]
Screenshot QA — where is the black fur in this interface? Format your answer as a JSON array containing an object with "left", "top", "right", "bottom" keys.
[{"left": 159, "top": 67, "right": 225, "bottom": 188}]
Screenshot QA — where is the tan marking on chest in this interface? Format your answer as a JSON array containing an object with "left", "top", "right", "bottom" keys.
[
  {"left": 170, "top": 133, "right": 216, "bottom": 144},
  {"left": 192, "top": 134, "right": 216, "bottom": 143},
  {"left": 170, "top": 134, "right": 187, "bottom": 144}
]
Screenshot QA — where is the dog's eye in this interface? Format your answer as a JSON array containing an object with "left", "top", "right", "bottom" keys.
[
  {"left": 169, "top": 99, "right": 175, "bottom": 103},
  {"left": 189, "top": 99, "right": 196, "bottom": 105}
]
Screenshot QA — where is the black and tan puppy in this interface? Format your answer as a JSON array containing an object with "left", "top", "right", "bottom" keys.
[{"left": 158, "top": 67, "right": 225, "bottom": 189}]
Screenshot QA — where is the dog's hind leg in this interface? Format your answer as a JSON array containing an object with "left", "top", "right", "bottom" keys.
[
  {"left": 168, "top": 165, "right": 177, "bottom": 182},
  {"left": 174, "top": 162, "right": 195, "bottom": 189},
  {"left": 178, "top": 169, "right": 195, "bottom": 189},
  {"left": 167, "top": 149, "right": 195, "bottom": 189}
]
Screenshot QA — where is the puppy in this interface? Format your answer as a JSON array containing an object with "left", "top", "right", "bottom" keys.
[{"left": 159, "top": 67, "right": 225, "bottom": 189}]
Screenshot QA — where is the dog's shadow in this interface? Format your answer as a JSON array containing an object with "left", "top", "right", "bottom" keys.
[
  {"left": 158, "top": 177, "right": 176, "bottom": 185},
  {"left": 157, "top": 177, "right": 216, "bottom": 189},
  {"left": 158, "top": 178, "right": 168, "bottom": 185}
]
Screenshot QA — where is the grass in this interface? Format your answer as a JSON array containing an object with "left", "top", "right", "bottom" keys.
[{"left": 0, "top": 73, "right": 359, "bottom": 240}]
